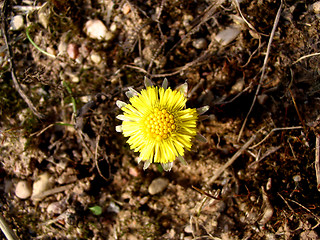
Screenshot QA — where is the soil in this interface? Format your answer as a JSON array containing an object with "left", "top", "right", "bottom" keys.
[{"left": 1, "top": 0, "right": 320, "bottom": 239}]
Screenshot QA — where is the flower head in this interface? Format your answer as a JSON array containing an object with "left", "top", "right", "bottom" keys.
[{"left": 116, "top": 78, "right": 208, "bottom": 171}]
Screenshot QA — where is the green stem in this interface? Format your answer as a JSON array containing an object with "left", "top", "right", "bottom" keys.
[
  {"left": 62, "top": 81, "right": 77, "bottom": 114},
  {"left": 26, "top": 25, "right": 56, "bottom": 59}
]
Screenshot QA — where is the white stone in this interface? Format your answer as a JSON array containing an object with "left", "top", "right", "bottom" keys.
[
  {"left": 230, "top": 78, "right": 244, "bottom": 94},
  {"left": 84, "top": 19, "right": 113, "bottom": 41},
  {"left": 58, "top": 41, "right": 68, "bottom": 55},
  {"left": 312, "top": 1, "right": 320, "bottom": 14},
  {"left": 90, "top": 52, "right": 102, "bottom": 64},
  {"left": 148, "top": 177, "right": 169, "bottom": 195},
  {"left": 184, "top": 224, "right": 194, "bottom": 233},
  {"left": 110, "top": 22, "right": 117, "bottom": 32},
  {"left": 31, "top": 172, "right": 52, "bottom": 200},
  {"left": 10, "top": 15, "right": 24, "bottom": 31},
  {"left": 15, "top": 180, "right": 32, "bottom": 199},
  {"left": 38, "top": 9, "right": 49, "bottom": 29},
  {"left": 214, "top": 26, "right": 241, "bottom": 46}
]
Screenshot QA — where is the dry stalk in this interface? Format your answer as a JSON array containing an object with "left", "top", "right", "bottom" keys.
[
  {"left": 0, "top": 215, "right": 20, "bottom": 240},
  {"left": 315, "top": 134, "right": 320, "bottom": 191},
  {"left": 237, "top": 0, "right": 283, "bottom": 142},
  {"left": 293, "top": 52, "right": 320, "bottom": 65},
  {"left": 288, "top": 89, "right": 306, "bottom": 131},
  {"left": 249, "top": 126, "right": 303, "bottom": 149},
  {"left": 208, "top": 133, "right": 258, "bottom": 184},
  {"left": 94, "top": 114, "right": 111, "bottom": 181},
  {"left": 31, "top": 183, "right": 74, "bottom": 201},
  {"left": 1, "top": 0, "right": 44, "bottom": 119}
]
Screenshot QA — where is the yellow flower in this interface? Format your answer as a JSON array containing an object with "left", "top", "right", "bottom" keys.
[{"left": 116, "top": 78, "right": 208, "bottom": 171}]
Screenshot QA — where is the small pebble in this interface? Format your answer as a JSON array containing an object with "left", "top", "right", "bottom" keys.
[
  {"left": 148, "top": 177, "right": 169, "bottom": 195},
  {"left": 129, "top": 167, "right": 139, "bottom": 177},
  {"left": 214, "top": 26, "right": 241, "bottom": 46},
  {"left": 10, "top": 15, "right": 24, "bottom": 31},
  {"left": 31, "top": 172, "right": 52, "bottom": 200},
  {"left": 311, "top": 1, "right": 320, "bottom": 14},
  {"left": 110, "top": 22, "right": 117, "bottom": 32},
  {"left": 300, "top": 230, "right": 319, "bottom": 240},
  {"left": 67, "top": 43, "right": 79, "bottom": 60},
  {"left": 184, "top": 224, "right": 194, "bottom": 233},
  {"left": 15, "top": 180, "right": 32, "bottom": 199},
  {"left": 192, "top": 38, "right": 207, "bottom": 49},
  {"left": 293, "top": 175, "right": 301, "bottom": 182},
  {"left": 84, "top": 19, "right": 113, "bottom": 41},
  {"left": 58, "top": 41, "right": 68, "bottom": 55},
  {"left": 122, "top": 2, "right": 131, "bottom": 15},
  {"left": 67, "top": 72, "right": 80, "bottom": 83},
  {"left": 126, "top": 234, "right": 138, "bottom": 240},
  {"left": 184, "top": 237, "right": 193, "bottom": 240},
  {"left": 107, "top": 201, "right": 120, "bottom": 214},
  {"left": 182, "top": 14, "right": 194, "bottom": 28},
  {"left": 38, "top": 8, "right": 49, "bottom": 29},
  {"left": 46, "top": 47, "right": 56, "bottom": 56},
  {"left": 133, "top": 57, "right": 146, "bottom": 67},
  {"left": 230, "top": 78, "right": 244, "bottom": 94},
  {"left": 139, "top": 196, "right": 149, "bottom": 205},
  {"left": 90, "top": 52, "right": 102, "bottom": 64},
  {"left": 47, "top": 201, "right": 65, "bottom": 215}
]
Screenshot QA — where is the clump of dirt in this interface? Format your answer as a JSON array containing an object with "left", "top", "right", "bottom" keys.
[{"left": 1, "top": 0, "right": 320, "bottom": 239}]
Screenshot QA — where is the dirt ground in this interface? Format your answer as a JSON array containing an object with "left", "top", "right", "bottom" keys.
[{"left": 1, "top": 0, "right": 320, "bottom": 239}]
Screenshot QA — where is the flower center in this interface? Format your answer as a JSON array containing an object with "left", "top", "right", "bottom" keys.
[{"left": 145, "top": 108, "right": 176, "bottom": 141}]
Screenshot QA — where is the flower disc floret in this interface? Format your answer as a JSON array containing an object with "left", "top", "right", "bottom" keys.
[{"left": 145, "top": 108, "right": 176, "bottom": 141}]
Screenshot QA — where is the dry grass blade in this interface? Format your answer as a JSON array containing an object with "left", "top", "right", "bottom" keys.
[
  {"left": 315, "top": 134, "right": 320, "bottom": 191},
  {"left": 0, "top": 215, "right": 20, "bottom": 240},
  {"left": 293, "top": 52, "right": 320, "bottom": 65},
  {"left": 237, "top": 0, "right": 283, "bottom": 142},
  {"left": 288, "top": 89, "right": 306, "bottom": 131},
  {"left": 249, "top": 126, "right": 303, "bottom": 149}
]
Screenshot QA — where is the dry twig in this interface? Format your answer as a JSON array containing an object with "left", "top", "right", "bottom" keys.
[
  {"left": 288, "top": 89, "right": 306, "bottom": 131},
  {"left": 0, "top": 215, "right": 19, "bottom": 240},
  {"left": 94, "top": 114, "right": 111, "bottom": 181},
  {"left": 208, "top": 133, "right": 258, "bottom": 184},
  {"left": 1, "top": 0, "right": 44, "bottom": 119},
  {"left": 31, "top": 183, "right": 74, "bottom": 201},
  {"left": 249, "top": 126, "right": 303, "bottom": 149},
  {"left": 237, "top": 0, "right": 283, "bottom": 142},
  {"left": 293, "top": 52, "right": 320, "bottom": 65},
  {"left": 288, "top": 199, "right": 320, "bottom": 229},
  {"left": 315, "top": 134, "right": 320, "bottom": 191}
]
